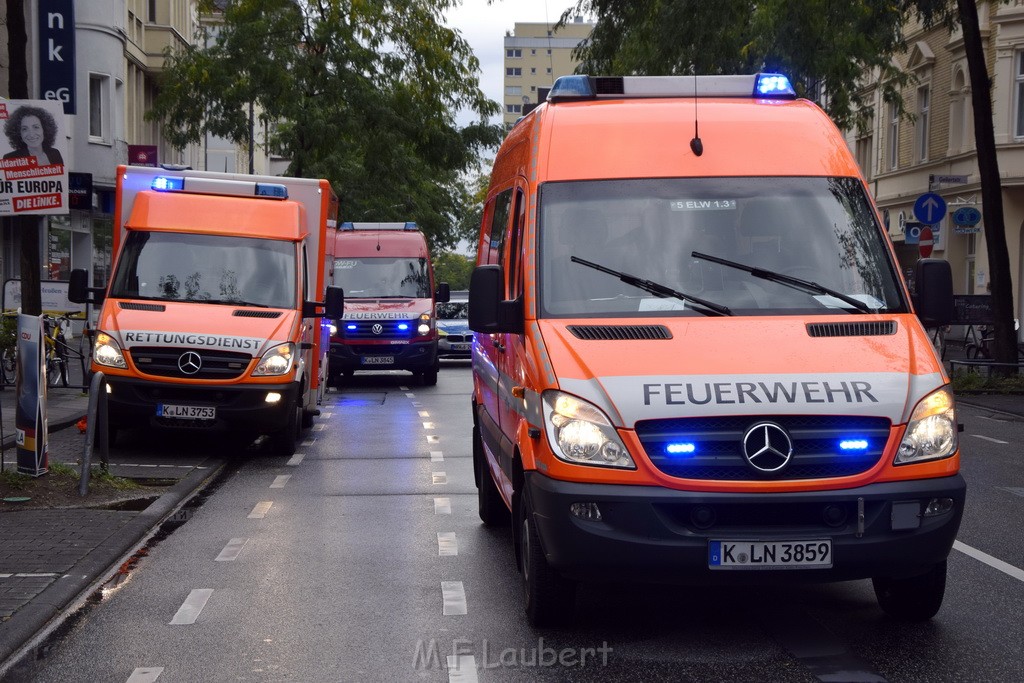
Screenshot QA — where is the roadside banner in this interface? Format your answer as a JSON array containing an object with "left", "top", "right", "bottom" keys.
[
  {"left": 0, "top": 99, "right": 69, "bottom": 215},
  {"left": 15, "top": 314, "right": 48, "bottom": 476}
]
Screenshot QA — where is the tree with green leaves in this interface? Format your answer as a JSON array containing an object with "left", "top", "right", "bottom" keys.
[
  {"left": 149, "top": 0, "right": 503, "bottom": 252},
  {"left": 565, "top": 0, "right": 1018, "bottom": 369},
  {"left": 433, "top": 250, "right": 474, "bottom": 291}
]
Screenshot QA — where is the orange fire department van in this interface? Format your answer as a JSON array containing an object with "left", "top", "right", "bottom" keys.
[
  {"left": 330, "top": 222, "right": 449, "bottom": 385},
  {"left": 69, "top": 165, "right": 344, "bottom": 455},
  {"left": 469, "top": 74, "right": 964, "bottom": 626}
]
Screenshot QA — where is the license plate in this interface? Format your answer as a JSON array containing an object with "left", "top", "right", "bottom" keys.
[
  {"left": 157, "top": 404, "right": 216, "bottom": 420},
  {"left": 361, "top": 356, "right": 394, "bottom": 365},
  {"left": 709, "top": 540, "right": 832, "bottom": 570},
  {"left": 450, "top": 343, "right": 470, "bottom": 351}
]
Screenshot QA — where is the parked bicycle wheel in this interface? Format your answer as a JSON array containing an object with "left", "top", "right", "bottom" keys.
[
  {"left": 1, "top": 348, "right": 16, "bottom": 384},
  {"left": 46, "top": 353, "right": 65, "bottom": 387}
]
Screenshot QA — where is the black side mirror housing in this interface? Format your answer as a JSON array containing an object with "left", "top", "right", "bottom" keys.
[
  {"left": 913, "top": 258, "right": 954, "bottom": 327},
  {"left": 325, "top": 286, "right": 345, "bottom": 319},
  {"left": 436, "top": 282, "right": 451, "bottom": 303},
  {"left": 469, "top": 265, "right": 523, "bottom": 334},
  {"left": 68, "top": 268, "right": 105, "bottom": 305}
]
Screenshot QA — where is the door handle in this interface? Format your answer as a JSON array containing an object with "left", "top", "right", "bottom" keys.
[{"left": 491, "top": 335, "right": 506, "bottom": 353}]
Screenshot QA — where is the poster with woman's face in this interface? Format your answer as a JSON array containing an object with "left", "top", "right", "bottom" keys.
[{"left": 0, "top": 99, "right": 69, "bottom": 216}]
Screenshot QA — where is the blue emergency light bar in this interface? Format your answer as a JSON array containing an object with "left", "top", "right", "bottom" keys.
[
  {"left": 150, "top": 175, "right": 289, "bottom": 200},
  {"left": 547, "top": 73, "right": 796, "bottom": 102}
]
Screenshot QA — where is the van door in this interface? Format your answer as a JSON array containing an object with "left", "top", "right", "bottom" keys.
[{"left": 496, "top": 185, "right": 527, "bottom": 481}]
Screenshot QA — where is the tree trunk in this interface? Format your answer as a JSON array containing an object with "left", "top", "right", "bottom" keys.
[{"left": 958, "top": 0, "right": 1017, "bottom": 370}]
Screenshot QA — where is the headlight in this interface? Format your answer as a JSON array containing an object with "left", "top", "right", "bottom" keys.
[
  {"left": 253, "top": 342, "right": 294, "bottom": 376},
  {"left": 327, "top": 323, "right": 338, "bottom": 336},
  {"left": 896, "top": 386, "right": 957, "bottom": 465},
  {"left": 437, "top": 328, "right": 449, "bottom": 337},
  {"left": 417, "top": 312, "right": 432, "bottom": 336},
  {"left": 542, "top": 390, "right": 635, "bottom": 469},
  {"left": 93, "top": 333, "right": 127, "bottom": 369}
]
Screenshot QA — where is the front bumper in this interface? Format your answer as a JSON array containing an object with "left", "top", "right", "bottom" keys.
[
  {"left": 526, "top": 470, "right": 966, "bottom": 583},
  {"left": 104, "top": 375, "right": 298, "bottom": 434},
  {"left": 329, "top": 340, "right": 437, "bottom": 373},
  {"left": 438, "top": 334, "right": 472, "bottom": 359}
]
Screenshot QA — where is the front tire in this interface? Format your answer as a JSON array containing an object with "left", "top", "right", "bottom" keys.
[
  {"left": 270, "top": 400, "right": 301, "bottom": 457},
  {"left": 519, "top": 492, "right": 577, "bottom": 627},
  {"left": 873, "top": 560, "right": 947, "bottom": 621}
]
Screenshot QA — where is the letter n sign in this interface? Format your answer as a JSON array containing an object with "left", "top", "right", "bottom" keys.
[{"left": 37, "top": 0, "right": 77, "bottom": 114}]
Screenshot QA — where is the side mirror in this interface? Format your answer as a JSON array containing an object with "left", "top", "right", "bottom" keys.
[
  {"left": 68, "top": 268, "right": 105, "bottom": 305},
  {"left": 913, "top": 258, "right": 954, "bottom": 326},
  {"left": 436, "top": 282, "right": 451, "bottom": 303},
  {"left": 469, "top": 265, "right": 523, "bottom": 334},
  {"left": 325, "top": 286, "right": 345, "bottom": 319}
]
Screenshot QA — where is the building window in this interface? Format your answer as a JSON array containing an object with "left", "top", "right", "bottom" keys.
[
  {"left": 506, "top": 67, "right": 521, "bottom": 77},
  {"left": 506, "top": 104, "right": 522, "bottom": 114},
  {"left": 547, "top": 30, "right": 552, "bottom": 36},
  {"left": 855, "top": 134, "right": 873, "bottom": 182},
  {"left": 506, "top": 48, "right": 521, "bottom": 58},
  {"left": 916, "top": 85, "right": 930, "bottom": 162},
  {"left": 89, "top": 73, "right": 110, "bottom": 142},
  {"left": 546, "top": 67, "right": 552, "bottom": 74},
  {"left": 888, "top": 101, "right": 899, "bottom": 170},
  {"left": 506, "top": 86, "right": 522, "bottom": 96},
  {"left": 546, "top": 49, "right": 552, "bottom": 55},
  {"left": 531, "top": 86, "right": 536, "bottom": 92},
  {"left": 531, "top": 49, "right": 536, "bottom": 55},
  {"left": 1016, "top": 52, "right": 1024, "bottom": 138},
  {"left": 530, "top": 67, "right": 536, "bottom": 75},
  {"left": 950, "top": 68, "right": 966, "bottom": 150}
]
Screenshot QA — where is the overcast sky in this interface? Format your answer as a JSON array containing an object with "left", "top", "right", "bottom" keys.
[{"left": 443, "top": 0, "right": 583, "bottom": 127}]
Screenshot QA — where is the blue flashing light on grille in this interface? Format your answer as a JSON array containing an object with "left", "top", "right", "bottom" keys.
[
  {"left": 397, "top": 323, "right": 410, "bottom": 331},
  {"left": 839, "top": 439, "right": 869, "bottom": 451},
  {"left": 152, "top": 176, "right": 184, "bottom": 191},
  {"left": 254, "top": 183, "right": 288, "bottom": 199},
  {"left": 548, "top": 75, "right": 594, "bottom": 100},
  {"left": 755, "top": 73, "right": 796, "bottom": 97},
  {"left": 666, "top": 443, "right": 696, "bottom": 455},
  {"left": 345, "top": 324, "right": 357, "bottom": 331}
]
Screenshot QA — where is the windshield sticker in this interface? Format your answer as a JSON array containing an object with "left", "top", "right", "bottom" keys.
[
  {"left": 121, "top": 330, "right": 265, "bottom": 353},
  {"left": 638, "top": 298, "right": 687, "bottom": 311},
  {"left": 814, "top": 293, "right": 886, "bottom": 310},
  {"left": 670, "top": 199, "right": 737, "bottom": 211},
  {"left": 335, "top": 260, "right": 358, "bottom": 269}
]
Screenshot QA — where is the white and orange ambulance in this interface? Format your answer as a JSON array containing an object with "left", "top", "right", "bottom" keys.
[
  {"left": 469, "top": 74, "right": 964, "bottom": 625},
  {"left": 69, "top": 165, "right": 343, "bottom": 455}
]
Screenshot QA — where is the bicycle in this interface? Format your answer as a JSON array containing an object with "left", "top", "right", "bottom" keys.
[{"left": 0, "top": 313, "right": 77, "bottom": 387}]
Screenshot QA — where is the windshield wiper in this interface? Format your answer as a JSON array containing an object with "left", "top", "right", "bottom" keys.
[
  {"left": 690, "top": 251, "right": 875, "bottom": 314},
  {"left": 571, "top": 256, "right": 731, "bottom": 316}
]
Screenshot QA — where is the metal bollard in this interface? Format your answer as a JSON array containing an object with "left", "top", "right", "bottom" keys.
[{"left": 79, "top": 371, "right": 109, "bottom": 496}]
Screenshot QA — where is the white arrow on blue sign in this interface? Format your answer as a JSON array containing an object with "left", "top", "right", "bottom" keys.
[{"left": 913, "top": 192, "right": 947, "bottom": 224}]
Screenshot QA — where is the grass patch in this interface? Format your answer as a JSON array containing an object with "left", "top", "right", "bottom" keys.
[
  {"left": 0, "top": 468, "right": 32, "bottom": 490},
  {"left": 951, "top": 369, "right": 1024, "bottom": 393}
]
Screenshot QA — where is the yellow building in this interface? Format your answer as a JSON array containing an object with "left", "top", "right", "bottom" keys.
[{"left": 502, "top": 18, "right": 594, "bottom": 125}]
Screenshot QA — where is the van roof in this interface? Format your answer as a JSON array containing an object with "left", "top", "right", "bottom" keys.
[
  {"left": 528, "top": 96, "right": 860, "bottom": 182},
  {"left": 335, "top": 228, "right": 429, "bottom": 257}
]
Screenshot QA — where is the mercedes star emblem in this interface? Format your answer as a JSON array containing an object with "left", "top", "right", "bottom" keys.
[
  {"left": 372, "top": 324, "right": 383, "bottom": 335},
  {"left": 741, "top": 422, "right": 793, "bottom": 473},
  {"left": 178, "top": 351, "right": 203, "bottom": 375}
]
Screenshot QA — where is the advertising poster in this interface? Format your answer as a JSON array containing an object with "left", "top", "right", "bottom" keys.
[
  {"left": 0, "top": 99, "right": 69, "bottom": 215},
  {"left": 15, "top": 314, "right": 48, "bottom": 476}
]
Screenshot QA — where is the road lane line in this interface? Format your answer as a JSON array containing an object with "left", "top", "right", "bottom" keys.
[
  {"left": 413, "top": 402, "right": 423, "bottom": 407},
  {"left": 301, "top": 439, "right": 316, "bottom": 446},
  {"left": 954, "top": 541, "right": 1024, "bottom": 582},
  {"left": 286, "top": 453, "right": 305, "bottom": 466},
  {"left": 419, "top": 411, "right": 430, "bottom": 417},
  {"left": 441, "top": 581, "right": 467, "bottom": 615},
  {"left": 427, "top": 435, "right": 440, "bottom": 443},
  {"left": 400, "top": 386, "right": 410, "bottom": 391},
  {"left": 406, "top": 392, "right": 416, "bottom": 398},
  {"left": 447, "top": 656, "right": 479, "bottom": 683},
  {"left": 432, "top": 472, "right": 447, "bottom": 485},
  {"left": 320, "top": 411, "right": 333, "bottom": 418},
  {"left": 977, "top": 415, "right": 1007, "bottom": 423},
  {"left": 434, "top": 498, "right": 451, "bottom": 515},
  {"left": 169, "top": 589, "right": 214, "bottom": 625},
  {"left": 126, "top": 668, "right": 164, "bottom": 683},
  {"left": 215, "top": 538, "right": 248, "bottom": 562},
  {"left": 312, "top": 423, "right": 326, "bottom": 432},
  {"left": 972, "top": 434, "right": 1009, "bottom": 444},
  {"left": 270, "top": 475, "right": 291, "bottom": 489},
  {"left": 999, "top": 487, "right": 1024, "bottom": 497},
  {"left": 423, "top": 422, "right": 436, "bottom": 430},
  {"left": 437, "top": 532, "right": 458, "bottom": 556},
  {"left": 248, "top": 501, "right": 273, "bottom": 519},
  {"left": 431, "top": 451, "right": 444, "bottom": 462}
]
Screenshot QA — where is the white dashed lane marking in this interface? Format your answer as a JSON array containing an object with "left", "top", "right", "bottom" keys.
[
  {"left": 423, "top": 422, "right": 436, "bottom": 430},
  {"left": 248, "top": 502, "right": 273, "bottom": 519},
  {"left": 169, "top": 589, "right": 214, "bottom": 625},
  {"left": 432, "top": 472, "right": 448, "bottom": 485},
  {"left": 431, "top": 451, "right": 444, "bottom": 462},
  {"left": 126, "top": 668, "right": 164, "bottom": 683},
  {"left": 441, "top": 581, "right": 468, "bottom": 615},
  {"left": 434, "top": 498, "right": 451, "bottom": 515},
  {"left": 270, "top": 475, "right": 291, "bottom": 489},
  {"left": 406, "top": 393, "right": 416, "bottom": 399},
  {"left": 320, "top": 412, "right": 333, "bottom": 418},
  {"left": 215, "top": 538, "right": 248, "bottom": 562},
  {"left": 286, "top": 453, "right": 305, "bottom": 466},
  {"left": 301, "top": 439, "right": 316, "bottom": 447},
  {"left": 427, "top": 435, "right": 440, "bottom": 443},
  {"left": 447, "top": 656, "right": 479, "bottom": 683},
  {"left": 955, "top": 541, "right": 1024, "bottom": 583},
  {"left": 312, "top": 423, "right": 326, "bottom": 432},
  {"left": 437, "top": 532, "right": 458, "bottom": 556},
  {"left": 972, "top": 434, "right": 1008, "bottom": 444},
  {"left": 419, "top": 411, "right": 430, "bottom": 417}
]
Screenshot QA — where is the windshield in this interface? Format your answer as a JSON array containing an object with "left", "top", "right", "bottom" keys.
[
  {"left": 110, "top": 231, "right": 296, "bottom": 308},
  {"left": 437, "top": 301, "right": 469, "bottom": 319},
  {"left": 539, "top": 177, "right": 907, "bottom": 317},
  {"left": 334, "top": 257, "right": 430, "bottom": 298}
]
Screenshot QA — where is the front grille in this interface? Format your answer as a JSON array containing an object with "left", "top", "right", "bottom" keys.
[
  {"left": 636, "top": 415, "right": 891, "bottom": 481},
  {"left": 343, "top": 320, "right": 414, "bottom": 340},
  {"left": 444, "top": 334, "right": 472, "bottom": 343},
  {"left": 128, "top": 346, "right": 253, "bottom": 379},
  {"left": 568, "top": 325, "right": 671, "bottom": 340},
  {"left": 807, "top": 322, "right": 897, "bottom": 338}
]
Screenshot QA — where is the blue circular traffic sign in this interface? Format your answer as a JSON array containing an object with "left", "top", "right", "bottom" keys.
[
  {"left": 953, "top": 206, "right": 981, "bottom": 227},
  {"left": 913, "top": 192, "right": 947, "bottom": 225}
]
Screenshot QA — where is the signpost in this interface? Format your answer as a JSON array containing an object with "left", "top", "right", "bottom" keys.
[{"left": 913, "top": 192, "right": 947, "bottom": 226}]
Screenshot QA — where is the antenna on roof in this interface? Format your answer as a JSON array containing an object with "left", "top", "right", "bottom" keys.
[{"left": 690, "top": 67, "right": 703, "bottom": 157}]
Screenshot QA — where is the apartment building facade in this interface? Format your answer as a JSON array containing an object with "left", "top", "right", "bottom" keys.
[
  {"left": 502, "top": 18, "right": 594, "bottom": 125},
  {"left": 848, "top": 1, "right": 1024, "bottom": 335}
]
